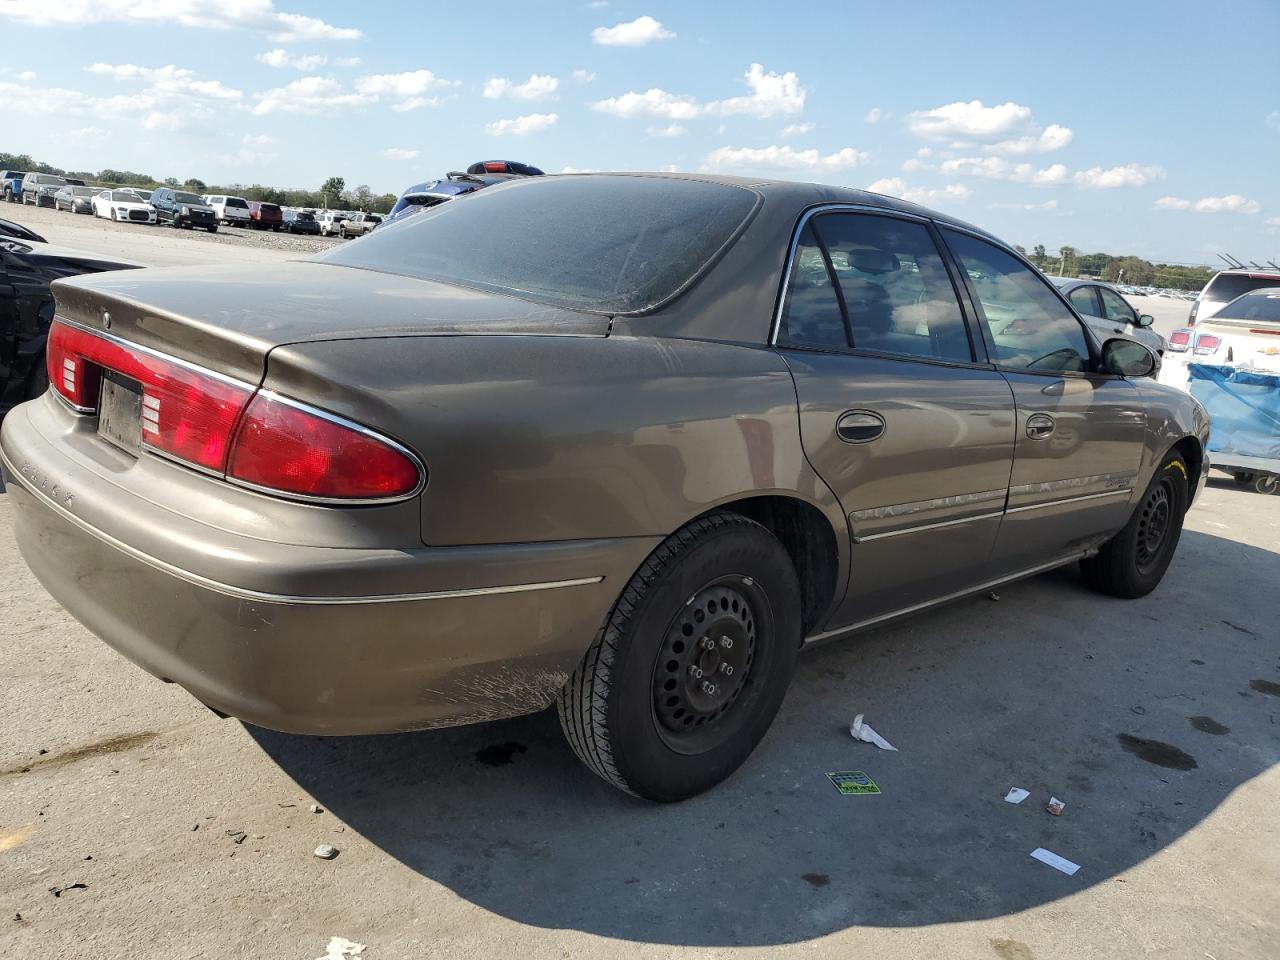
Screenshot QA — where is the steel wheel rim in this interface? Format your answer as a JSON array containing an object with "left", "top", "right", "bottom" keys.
[
  {"left": 651, "top": 576, "right": 766, "bottom": 755},
  {"left": 1135, "top": 479, "right": 1173, "bottom": 571}
]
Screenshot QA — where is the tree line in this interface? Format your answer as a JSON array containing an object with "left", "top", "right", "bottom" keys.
[
  {"left": 0, "top": 151, "right": 399, "bottom": 214},
  {"left": 1013, "top": 243, "right": 1214, "bottom": 291}
]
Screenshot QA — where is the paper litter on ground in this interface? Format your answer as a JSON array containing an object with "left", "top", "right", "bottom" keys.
[
  {"left": 1004, "top": 787, "right": 1030, "bottom": 804},
  {"left": 315, "top": 937, "right": 366, "bottom": 960},
  {"left": 1030, "top": 847, "right": 1080, "bottom": 876},
  {"left": 849, "top": 714, "right": 898, "bottom": 751}
]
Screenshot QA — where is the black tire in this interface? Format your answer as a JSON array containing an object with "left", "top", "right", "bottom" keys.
[
  {"left": 1081, "top": 452, "right": 1189, "bottom": 599},
  {"left": 557, "top": 512, "right": 802, "bottom": 802},
  {"left": 207, "top": 225, "right": 217, "bottom": 234}
]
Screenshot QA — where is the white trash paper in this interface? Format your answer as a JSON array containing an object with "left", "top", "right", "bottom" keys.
[
  {"left": 850, "top": 714, "right": 898, "bottom": 751},
  {"left": 1004, "top": 787, "right": 1030, "bottom": 804},
  {"left": 315, "top": 937, "right": 366, "bottom": 960},
  {"left": 1030, "top": 847, "right": 1080, "bottom": 876}
]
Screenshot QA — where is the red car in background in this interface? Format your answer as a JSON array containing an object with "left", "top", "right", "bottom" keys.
[{"left": 247, "top": 201, "right": 284, "bottom": 232}]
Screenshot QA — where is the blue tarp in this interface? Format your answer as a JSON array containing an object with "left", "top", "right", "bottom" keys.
[{"left": 1187, "top": 363, "right": 1280, "bottom": 461}]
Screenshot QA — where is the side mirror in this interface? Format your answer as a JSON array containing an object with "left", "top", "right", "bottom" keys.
[
  {"left": 1101, "top": 338, "right": 1156, "bottom": 378},
  {"left": 1137, "top": 314, "right": 1154, "bottom": 328}
]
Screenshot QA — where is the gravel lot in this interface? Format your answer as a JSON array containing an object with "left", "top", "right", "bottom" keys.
[{"left": 1, "top": 220, "right": 1277, "bottom": 960}]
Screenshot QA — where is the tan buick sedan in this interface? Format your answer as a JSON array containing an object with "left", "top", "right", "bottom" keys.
[{"left": 1, "top": 174, "right": 1209, "bottom": 801}]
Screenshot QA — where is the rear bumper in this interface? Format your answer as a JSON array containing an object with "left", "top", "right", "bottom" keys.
[{"left": 1, "top": 399, "right": 655, "bottom": 734}]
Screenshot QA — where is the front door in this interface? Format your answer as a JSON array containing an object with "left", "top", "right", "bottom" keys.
[
  {"left": 776, "top": 210, "right": 1017, "bottom": 628},
  {"left": 940, "top": 230, "right": 1147, "bottom": 571}
]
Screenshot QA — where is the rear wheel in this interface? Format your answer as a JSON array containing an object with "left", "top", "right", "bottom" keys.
[
  {"left": 1081, "top": 452, "right": 1189, "bottom": 598},
  {"left": 557, "top": 513, "right": 802, "bottom": 802}
]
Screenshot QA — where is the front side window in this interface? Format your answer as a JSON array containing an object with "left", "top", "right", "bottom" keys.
[
  {"left": 1099, "top": 287, "right": 1136, "bottom": 323},
  {"left": 944, "top": 230, "right": 1091, "bottom": 373},
  {"left": 1068, "top": 286, "right": 1100, "bottom": 316},
  {"left": 779, "top": 213, "right": 972, "bottom": 362}
]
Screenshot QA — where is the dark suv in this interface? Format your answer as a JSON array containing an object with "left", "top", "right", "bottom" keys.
[
  {"left": 247, "top": 201, "right": 284, "bottom": 231},
  {"left": 150, "top": 188, "right": 218, "bottom": 232},
  {"left": 282, "top": 209, "right": 320, "bottom": 235}
]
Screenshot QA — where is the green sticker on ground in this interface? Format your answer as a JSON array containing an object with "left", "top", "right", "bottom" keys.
[{"left": 826, "top": 771, "right": 881, "bottom": 795}]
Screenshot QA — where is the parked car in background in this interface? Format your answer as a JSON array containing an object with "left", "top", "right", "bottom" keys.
[
  {"left": 1049, "top": 277, "right": 1166, "bottom": 358},
  {"left": 0, "top": 217, "right": 46, "bottom": 243},
  {"left": 0, "top": 174, "right": 1209, "bottom": 802},
  {"left": 1170, "top": 289, "right": 1280, "bottom": 373},
  {"left": 204, "top": 195, "right": 252, "bottom": 227},
  {"left": 383, "top": 169, "right": 533, "bottom": 227},
  {"left": 0, "top": 236, "right": 142, "bottom": 409},
  {"left": 247, "top": 201, "right": 284, "bottom": 232},
  {"left": 54, "top": 185, "right": 97, "bottom": 215},
  {"left": 465, "top": 160, "right": 546, "bottom": 176},
  {"left": 21, "top": 173, "right": 68, "bottom": 208},
  {"left": 338, "top": 211, "right": 380, "bottom": 238},
  {"left": 91, "top": 189, "right": 156, "bottom": 224},
  {"left": 281, "top": 209, "right": 320, "bottom": 235},
  {"left": 151, "top": 188, "right": 218, "bottom": 232},
  {"left": 2, "top": 170, "right": 29, "bottom": 202},
  {"left": 316, "top": 209, "right": 349, "bottom": 236},
  {"left": 1185, "top": 266, "right": 1280, "bottom": 328}
]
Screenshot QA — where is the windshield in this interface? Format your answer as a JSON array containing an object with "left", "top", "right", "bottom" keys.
[
  {"left": 174, "top": 192, "right": 204, "bottom": 204},
  {"left": 109, "top": 190, "right": 141, "bottom": 201},
  {"left": 37, "top": 174, "right": 67, "bottom": 185},
  {"left": 1214, "top": 292, "right": 1280, "bottom": 325},
  {"left": 72, "top": 186, "right": 94, "bottom": 197},
  {"left": 227, "top": 197, "right": 249, "bottom": 209},
  {"left": 1202, "top": 274, "right": 1280, "bottom": 310},
  {"left": 325, "top": 176, "right": 759, "bottom": 313}
]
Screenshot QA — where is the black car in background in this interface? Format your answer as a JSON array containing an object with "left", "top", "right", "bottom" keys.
[
  {"left": 150, "top": 188, "right": 219, "bottom": 232},
  {"left": 0, "top": 236, "right": 142, "bottom": 409},
  {"left": 282, "top": 209, "right": 320, "bottom": 235}
]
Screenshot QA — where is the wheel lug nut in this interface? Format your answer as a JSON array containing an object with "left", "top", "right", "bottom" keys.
[
  {"left": 719, "top": 635, "right": 734, "bottom": 649},
  {"left": 700, "top": 636, "right": 716, "bottom": 651},
  {"left": 689, "top": 666, "right": 703, "bottom": 679},
  {"left": 701, "top": 681, "right": 717, "bottom": 696},
  {"left": 720, "top": 663, "right": 733, "bottom": 676}
]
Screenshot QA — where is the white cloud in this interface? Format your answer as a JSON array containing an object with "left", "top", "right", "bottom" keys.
[
  {"left": 1155, "top": 196, "right": 1191, "bottom": 210},
  {"left": 647, "top": 123, "right": 685, "bottom": 137},
  {"left": 906, "top": 99, "right": 1072, "bottom": 154},
  {"left": 17, "top": 69, "right": 35, "bottom": 81},
  {"left": 701, "top": 144, "right": 868, "bottom": 173},
  {"left": 381, "top": 147, "right": 419, "bottom": 160},
  {"left": 1192, "top": 194, "right": 1261, "bottom": 214},
  {"left": 355, "top": 70, "right": 459, "bottom": 111},
  {"left": 591, "top": 14, "right": 675, "bottom": 46},
  {"left": 705, "top": 64, "right": 805, "bottom": 118},
  {"left": 864, "top": 107, "right": 885, "bottom": 124},
  {"left": 0, "top": 0, "right": 360, "bottom": 41},
  {"left": 1072, "top": 163, "right": 1163, "bottom": 189},
  {"left": 483, "top": 74, "right": 559, "bottom": 101},
  {"left": 257, "top": 49, "right": 327, "bottom": 70},
  {"left": 940, "top": 156, "right": 1068, "bottom": 185},
  {"left": 584, "top": 0, "right": 609, "bottom": 8},
  {"left": 571, "top": 69, "right": 596, "bottom": 83},
  {"left": 561, "top": 165, "right": 601, "bottom": 173},
  {"left": 242, "top": 133, "right": 275, "bottom": 145},
  {"left": 990, "top": 199, "right": 1059, "bottom": 211},
  {"left": 252, "top": 75, "right": 370, "bottom": 114},
  {"left": 781, "top": 122, "right": 814, "bottom": 136},
  {"left": 485, "top": 112, "right": 559, "bottom": 136},
  {"left": 86, "top": 62, "right": 242, "bottom": 101},
  {"left": 335, "top": 57, "right": 361, "bottom": 68},
  {"left": 867, "top": 177, "right": 970, "bottom": 205},
  {"left": 1267, "top": 216, "right": 1280, "bottom": 227},
  {"left": 593, "top": 87, "right": 700, "bottom": 119},
  {"left": 1266, "top": 110, "right": 1280, "bottom": 131},
  {"left": 64, "top": 125, "right": 106, "bottom": 140}
]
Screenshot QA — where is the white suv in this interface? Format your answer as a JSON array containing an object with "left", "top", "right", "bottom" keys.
[
  {"left": 204, "top": 195, "right": 252, "bottom": 227},
  {"left": 317, "top": 210, "right": 351, "bottom": 237}
]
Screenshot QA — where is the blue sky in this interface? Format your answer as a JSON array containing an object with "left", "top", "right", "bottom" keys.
[{"left": 2, "top": 0, "right": 1277, "bottom": 263}]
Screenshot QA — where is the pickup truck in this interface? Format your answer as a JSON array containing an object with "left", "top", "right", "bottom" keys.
[
  {"left": 2, "top": 170, "right": 28, "bottom": 203},
  {"left": 337, "top": 211, "right": 382, "bottom": 239}
]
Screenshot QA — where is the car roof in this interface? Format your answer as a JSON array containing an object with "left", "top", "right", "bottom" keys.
[{"left": 1211, "top": 266, "right": 1280, "bottom": 280}]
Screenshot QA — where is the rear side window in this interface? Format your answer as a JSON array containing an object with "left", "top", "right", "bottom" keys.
[
  {"left": 1068, "top": 286, "right": 1100, "bottom": 316},
  {"left": 944, "top": 230, "right": 1091, "bottom": 373},
  {"left": 323, "top": 175, "right": 759, "bottom": 314},
  {"left": 779, "top": 213, "right": 973, "bottom": 363}
]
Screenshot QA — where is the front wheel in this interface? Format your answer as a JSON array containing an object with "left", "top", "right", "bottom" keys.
[
  {"left": 207, "top": 225, "right": 217, "bottom": 234},
  {"left": 1080, "top": 453, "right": 1189, "bottom": 598},
  {"left": 557, "top": 513, "right": 801, "bottom": 802}
]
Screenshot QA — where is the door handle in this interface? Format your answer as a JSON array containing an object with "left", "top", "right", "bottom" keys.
[
  {"left": 836, "top": 410, "right": 886, "bottom": 444},
  {"left": 1025, "top": 413, "right": 1056, "bottom": 440}
]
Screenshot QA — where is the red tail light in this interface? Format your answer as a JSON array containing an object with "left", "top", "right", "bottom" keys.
[
  {"left": 47, "top": 321, "right": 253, "bottom": 471},
  {"left": 45, "top": 321, "right": 423, "bottom": 501},
  {"left": 1193, "top": 333, "right": 1222, "bottom": 355},
  {"left": 1168, "top": 329, "right": 1192, "bottom": 351},
  {"left": 227, "top": 392, "right": 422, "bottom": 501}
]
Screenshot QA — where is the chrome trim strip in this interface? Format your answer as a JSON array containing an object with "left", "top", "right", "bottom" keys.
[
  {"left": 1004, "top": 489, "right": 1132, "bottom": 514},
  {"left": 1008, "top": 471, "right": 1136, "bottom": 498},
  {"left": 804, "top": 551, "right": 1092, "bottom": 644},
  {"left": 853, "top": 510, "right": 1005, "bottom": 543},
  {"left": 2, "top": 447, "right": 599, "bottom": 607},
  {"left": 223, "top": 390, "right": 428, "bottom": 506},
  {"left": 769, "top": 202, "right": 932, "bottom": 347},
  {"left": 850, "top": 487, "right": 1006, "bottom": 522}
]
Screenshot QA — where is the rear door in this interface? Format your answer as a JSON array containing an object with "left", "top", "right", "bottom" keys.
[
  {"left": 940, "top": 229, "right": 1147, "bottom": 571},
  {"left": 777, "top": 209, "right": 1017, "bottom": 627}
]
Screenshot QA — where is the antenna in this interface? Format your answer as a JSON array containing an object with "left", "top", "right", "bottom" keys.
[
  {"left": 1217, "top": 253, "right": 1238, "bottom": 268},
  {"left": 1249, "top": 261, "right": 1264, "bottom": 269},
  {"left": 1267, "top": 260, "right": 1280, "bottom": 271}
]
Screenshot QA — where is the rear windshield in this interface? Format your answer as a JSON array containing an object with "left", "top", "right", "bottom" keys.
[
  {"left": 227, "top": 197, "right": 249, "bottom": 209},
  {"left": 1214, "top": 292, "right": 1280, "bottom": 325},
  {"left": 324, "top": 176, "right": 759, "bottom": 313},
  {"left": 1203, "top": 274, "right": 1280, "bottom": 308},
  {"left": 260, "top": 203, "right": 281, "bottom": 214}
]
